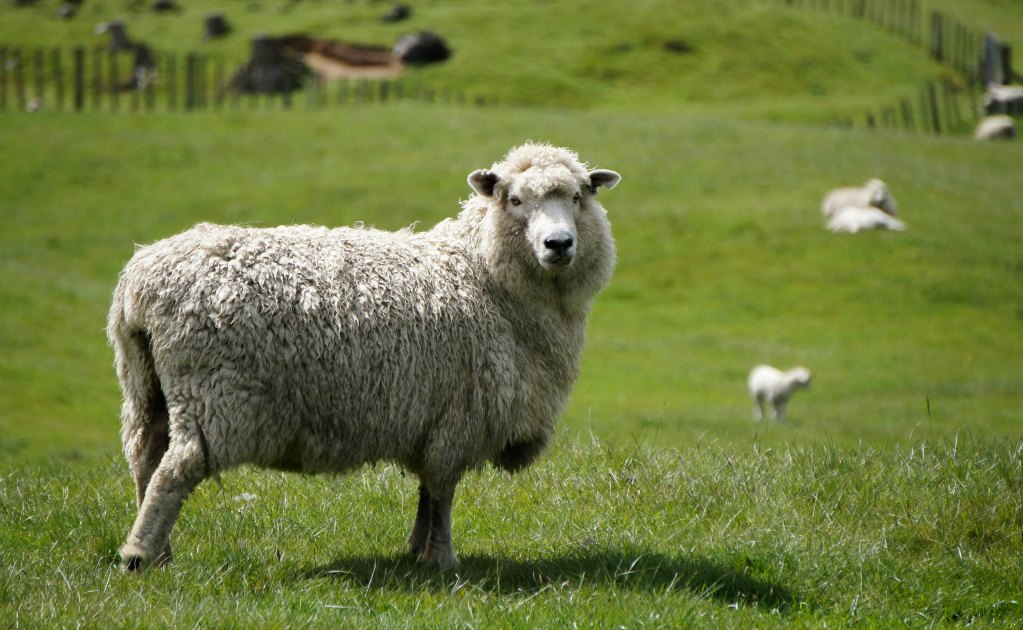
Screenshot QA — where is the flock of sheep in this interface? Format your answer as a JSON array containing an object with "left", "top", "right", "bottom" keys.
[
  {"left": 107, "top": 141, "right": 907, "bottom": 570},
  {"left": 747, "top": 176, "right": 904, "bottom": 420}
]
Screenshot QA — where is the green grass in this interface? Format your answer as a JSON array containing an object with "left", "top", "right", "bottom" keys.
[
  {"left": 2, "top": 438, "right": 1021, "bottom": 626},
  {"left": 2, "top": 1, "right": 1023, "bottom": 625},
  {"left": 1, "top": 107, "right": 1021, "bottom": 466}
]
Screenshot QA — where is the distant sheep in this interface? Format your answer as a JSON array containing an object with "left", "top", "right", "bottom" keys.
[
  {"left": 108, "top": 142, "right": 621, "bottom": 570},
  {"left": 827, "top": 205, "right": 907, "bottom": 233},
  {"left": 983, "top": 84, "right": 1023, "bottom": 116},
  {"left": 821, "top": 179, "right": 897, "bottom": 220},
  {"left": 975, "top": 115, "right": 1016, "bottom": 141},
  {"left": 748, "top": 365, "right": 811, "bottom": 421}
]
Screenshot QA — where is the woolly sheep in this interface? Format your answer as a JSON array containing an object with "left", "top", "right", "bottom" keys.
[
  {"left": 974, "top": 115, "right": 1016, "bottom": 141},
  {"left": 821, "top": 179, "right": 897, "bottom": 220},
  {"left": 748, "top": 365, "right": 811, "bottom": 421},
  {"left": 827, "top": 205, "right": 907, "bottom": 233},
  {"left": 107, "top": 142, "right": 621, "bottom": 571}
]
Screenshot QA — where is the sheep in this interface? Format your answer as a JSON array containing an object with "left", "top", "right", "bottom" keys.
[
  {"left": 821, "top": 179, "right": 897, "bottom": 220},
  {"left": 974, "top": 115, "right": 1016, "bottom": 141},
  {"left": 983, "top": 84, "right": 1023, "bottom": 116},
  {"left": 748, "top": 365, "right": 811, "bottom": 421},
  {"left": 107, "top": 142, "right": 621, "bottom": 571},
  {"left": 826, "top": 205, "right": 907, "bottom": 234}
]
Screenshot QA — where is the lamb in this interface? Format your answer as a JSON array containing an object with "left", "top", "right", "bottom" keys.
[
  {"left": 107, "top": 142, "right": 621, "bottom": 571},
  {"left": 748, "top": 365, "right": 811, "bottom": 421},
  {"left": 821, "top": 179, "right": 898, "bottom": 220},
  {"left": 827, "top": 205, "right": 907, "bottom": 233}
]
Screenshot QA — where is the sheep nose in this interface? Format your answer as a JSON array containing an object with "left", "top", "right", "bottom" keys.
[{"left": 544, "top": 232, "right": 575, "bottom": 255}]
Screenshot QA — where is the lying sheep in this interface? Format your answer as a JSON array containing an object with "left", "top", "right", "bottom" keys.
[
  {"left": 108, "top": 142, "right": 621, "bottom": 570},
  {"left": 827, "top": 205, "right": 907, "bottom": 233},
  {"left": 983, "top": 84, "right": 1023, "bottom": 116},
  {"left": 975, "top": 115, "right": 1016, "bottom": 141},
  {"left": 748, "top": 365, "right": 811, "bottom": 421},
  {"left": 821, "top": 179, "right": 897, "bottom": 220}
]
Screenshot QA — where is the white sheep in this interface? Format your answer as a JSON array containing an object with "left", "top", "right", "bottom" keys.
[
  {"left": 974, "top": 115, "right": 1016, "bottom": 141},
  {"left": 827, "top": 205, "right": 907, "bottom": 233},
  {"left": 821, "top": 179, "right": 898, "bottom": 220},
  {"left": 107, "top": 142, "right": 621, "bottom": 570},
  {"left": 748, "top": 365, "right": 811, "bottom": 421}
]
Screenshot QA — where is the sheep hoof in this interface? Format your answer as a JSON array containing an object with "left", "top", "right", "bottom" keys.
[
  {"left": 123, "top": 556, "right": 144, "bottom": 572},
  {"left": 420, "top": 547, "right": 459, "bottom": 568}
]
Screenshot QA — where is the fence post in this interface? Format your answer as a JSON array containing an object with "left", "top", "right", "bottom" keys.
[
  {"left": 73, "top": 47, "right": 84, "bottom": 112},
  {"left": 0, "top": 48, "right": 7, "bottom": 112},
  {"left": 13, "top": 49, "right": 26, "bottom": 111},
  {"left": 33, "top": 48, "right": 44, "bottom": 109},
  {"left": 109, "top": 49, "right": 119, "bottom": 112},
  {"left": 167, "top": 53, "right": 176, "bottom": 111},
  {"left": 926, "top": 82, "right": 941, "bottom": 134},
  {"left": 185, "top": 52, "right": 196, "bottom": 110},
  {"left": 900, "top": 97, "right": 914, "bottom": 131},
  {"left": 91, "top": 47, "right": 100, "bottom": 111},
  {"left": 52, "top": 48, "right": 64, "bottom": 111}
]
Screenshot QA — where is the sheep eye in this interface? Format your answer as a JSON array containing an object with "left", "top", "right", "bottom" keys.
[
  {"left": 573, "top": 192, "right": 582, "bottom": 204},
  {"left": 509, "top": 195, "right": 521, "bottom": 206}
]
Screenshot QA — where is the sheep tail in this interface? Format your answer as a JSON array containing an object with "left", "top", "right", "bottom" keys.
[{"left": 109, "top": 303, "right": 171, "bottom": 495}]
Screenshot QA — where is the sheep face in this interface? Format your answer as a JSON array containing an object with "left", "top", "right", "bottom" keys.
[
  {"left": 791, "top": 367, "right": 812, "bottom": 389},
  {"left": 866, "top": 179, "right": 898, "bottom": 216},
  {"left": 468, "top": 164, "right": 620, "bottom": 274}
]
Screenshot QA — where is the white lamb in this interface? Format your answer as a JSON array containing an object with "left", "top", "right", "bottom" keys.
[
  {"left": 748, "top": 365, "right": 811, "bottom": 421},
  {"left": 827, "top": 205, "right": 907, "bottom": 233},
  {"left": 821, "top": 179, "right": 898, "bottom": 220},
  {"left": 107, "top": 142, "right": 621, "bottom": 571}
]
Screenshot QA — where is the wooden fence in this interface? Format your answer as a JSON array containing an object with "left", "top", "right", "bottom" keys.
[
  {"left": 0, "top": 45, "right": 496, "bottom": 114},
  {"left": 769, "top": 0, "right": 1018, "bottom": 135},
  {"left": 769, "top": 0, "right": 988, "bottom": 75}
]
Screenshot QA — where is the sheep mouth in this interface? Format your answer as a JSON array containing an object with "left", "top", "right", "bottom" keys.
[{"left": 539, "top": 253, "right": 575, "bottom": 270}]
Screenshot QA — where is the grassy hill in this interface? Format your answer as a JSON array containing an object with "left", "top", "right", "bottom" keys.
[{"left": 0, "top": 0, "right": 995, "bottom": 119}]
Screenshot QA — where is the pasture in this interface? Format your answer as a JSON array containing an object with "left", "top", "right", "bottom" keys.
[{"left": 1, "top": 0, "right": 1022, "bottom": 626}]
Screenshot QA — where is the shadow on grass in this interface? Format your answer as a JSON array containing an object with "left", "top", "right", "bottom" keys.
[{"left": 303, "top": 546, "right": 798, "bottom": 610}]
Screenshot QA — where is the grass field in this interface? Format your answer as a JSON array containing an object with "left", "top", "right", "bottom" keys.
[
  {"left": 2, "top": 106, "right": 1021, "bottom": 465},
  {"left": 3, "top": 439, "right": 1022, "bottom": 626},
  {"left": 2, "top": 0, "right": 1023, "bottom": 627}
]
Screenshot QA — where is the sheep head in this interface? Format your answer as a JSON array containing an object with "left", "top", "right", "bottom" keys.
[
  {"left": 468, "top": 144, "right": 620, "bottom": 275},
  {"left": 865, "top": 179, "right": 898, "bottom": 216}
]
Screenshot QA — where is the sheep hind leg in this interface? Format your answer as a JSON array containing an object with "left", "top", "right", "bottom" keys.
[
  {"left": 407, "top": 484, "right": 431, "bottom": 557},
  {"left": 419, "top": 483, "right": 459, "bottom": 568},
  {"left": 120, "top": 438, "right": 207, "bottom": 571}
]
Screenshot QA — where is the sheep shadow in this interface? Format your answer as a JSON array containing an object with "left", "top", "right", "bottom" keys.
[{"left": 302, "top": 546, "right": 797, "bottom": 610}]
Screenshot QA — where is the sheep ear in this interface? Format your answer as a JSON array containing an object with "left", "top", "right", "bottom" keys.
[
  {"left": 468, "top": 169, "right": 500, "bottom": 198},
  {"left": 588, "top": 169, "right": 621, "bottom": 194}
]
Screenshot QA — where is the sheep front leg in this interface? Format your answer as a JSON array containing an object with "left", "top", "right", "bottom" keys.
[
  {"left": 419, "top": 483, "right": 459, "bottom": 568},
  {"left": 407, "top": 484, "right": 431, "bottom": 557}
]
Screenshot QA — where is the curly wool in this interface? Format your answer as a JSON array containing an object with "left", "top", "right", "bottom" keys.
[{"left": 109, "top": 142, "right": 618, "bottom": 568}]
